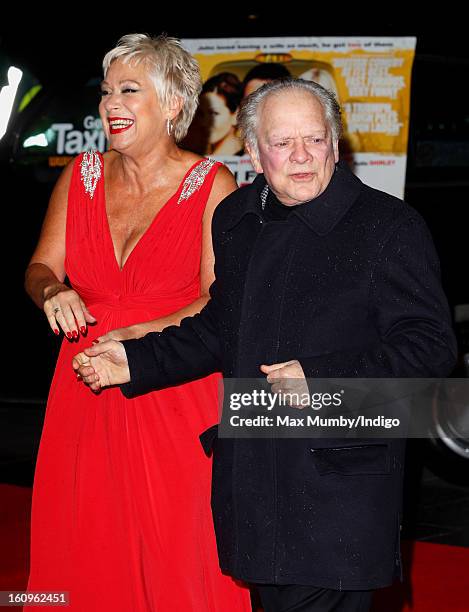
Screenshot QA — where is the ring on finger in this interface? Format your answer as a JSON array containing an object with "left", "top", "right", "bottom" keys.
[{"left": 52, "top": 306, "right": 60, "bottom": 315}]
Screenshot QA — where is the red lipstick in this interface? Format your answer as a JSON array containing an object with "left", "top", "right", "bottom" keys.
[{"left": 108, "top": 117, "right": 134, "bottom": 134}]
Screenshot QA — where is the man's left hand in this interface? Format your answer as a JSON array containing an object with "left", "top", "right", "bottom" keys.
[{"left": 260, "top": 360, "right": 309, "bottom": 408}]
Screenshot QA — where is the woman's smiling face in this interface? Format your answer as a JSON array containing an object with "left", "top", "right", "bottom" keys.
[{"left": 99, "top": 59, "right": 167, "bottom": 154}]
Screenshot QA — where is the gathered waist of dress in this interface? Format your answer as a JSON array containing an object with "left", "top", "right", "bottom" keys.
[{"left": 74, "top": 286, "right": 200, "bottom": 312}]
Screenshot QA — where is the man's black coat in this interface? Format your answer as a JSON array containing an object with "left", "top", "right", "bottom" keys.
[{"left": 121, "top": 163, "right": 456, "bottom": 590}]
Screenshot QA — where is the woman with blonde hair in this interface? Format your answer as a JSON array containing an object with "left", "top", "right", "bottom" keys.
[{"left": 24, "top": 33, "right": 250, "bottom": 611}]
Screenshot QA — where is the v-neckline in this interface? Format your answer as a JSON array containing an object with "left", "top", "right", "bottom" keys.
[{"left": 102, "top": 158, "right": 202, "bottom": 273}]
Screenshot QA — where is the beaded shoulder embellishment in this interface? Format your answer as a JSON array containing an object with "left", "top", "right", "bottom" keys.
[
  {"left": 177, "top": 158, "right": 217, "bottom": 205},
  {"left": 80, "top": 150, "right": 102, "bottom": 199}
]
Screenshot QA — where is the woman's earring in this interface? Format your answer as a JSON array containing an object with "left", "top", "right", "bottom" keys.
[{"left": 167, "top": 119, "right": 174, "bottom": 137}]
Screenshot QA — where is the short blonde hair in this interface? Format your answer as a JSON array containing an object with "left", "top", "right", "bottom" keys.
[{"left": 102, "top": 33, "right": 202, "bottom": 142}]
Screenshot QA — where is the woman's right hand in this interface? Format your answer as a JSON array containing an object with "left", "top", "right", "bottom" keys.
[{"left": 43, "top": 282, "right": 97, "bottom": 339}]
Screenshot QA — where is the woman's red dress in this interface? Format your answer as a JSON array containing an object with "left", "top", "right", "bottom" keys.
[{"left": 25, "top": 153, "right": 250, "bottom": 611}]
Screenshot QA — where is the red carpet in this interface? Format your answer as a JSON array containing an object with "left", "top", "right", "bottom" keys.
[
  {"left": 1, "top": 484, "right": 468, "bottom": 611},
  {"left": 0, "top": 484, "right": 32, "bottom": 611},
  {"left": 371, "top": 540, "right": 469, "bottom": 611},
  {"left": 0, "top": 485, "right": 31, "bottom": 593}
]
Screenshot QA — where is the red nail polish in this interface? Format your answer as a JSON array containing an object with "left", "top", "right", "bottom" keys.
[
  {"left": 80, "top": 326, "right": 86, "bottom": 334},
  {"left": 92, "top": 340, "right": 99, "bottom": 344},
  {"left": 54, "top": 329, "right": 59, "bottom": 335},
  {"left": 66, "top": 332, "right": 72, "bottom": 339},
  {"left": 72, "top": 330, "right": 78, "bottom": 338}
]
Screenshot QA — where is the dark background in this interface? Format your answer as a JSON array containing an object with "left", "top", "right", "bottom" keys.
[{"left": 2, "top": 13, "right": 468, "bottom": 82}]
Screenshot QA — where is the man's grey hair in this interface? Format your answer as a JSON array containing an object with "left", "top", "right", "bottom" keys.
[
  {"left": 237, "top": 78, "right": 342, "bottom": 154},
  {"left": 102, "top": 33, "right": 202, "bottom": 142}
]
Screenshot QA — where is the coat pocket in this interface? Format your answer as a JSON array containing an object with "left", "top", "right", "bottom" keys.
[
  {"left": 199, "top": 424, "right": 219, "bottom": 457},
  {"left": 310, "top": 443, "right": 390, "bottom": 475}
]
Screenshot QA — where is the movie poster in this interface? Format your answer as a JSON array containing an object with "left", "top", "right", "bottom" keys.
[{"left": 181, "top": 37, "right": 416, "bottom": 198}]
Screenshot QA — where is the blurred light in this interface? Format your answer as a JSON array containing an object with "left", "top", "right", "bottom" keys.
[
  {"left": 0, "top": 66, "right": 23, "bottom": 140},
  {"left": 18, "top": 84, "right": 42, "bottom": 112},
  {"left": 23, "top": 133, "right": 48, "bottom": 148}
]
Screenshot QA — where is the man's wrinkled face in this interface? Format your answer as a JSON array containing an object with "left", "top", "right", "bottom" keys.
[{"left": 247, "top": 89, "right": 339, "bottom": 206}]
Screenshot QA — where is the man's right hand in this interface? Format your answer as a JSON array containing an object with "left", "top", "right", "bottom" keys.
[{"left": 72, "top": 340, "right": 130, "bottom": 392}]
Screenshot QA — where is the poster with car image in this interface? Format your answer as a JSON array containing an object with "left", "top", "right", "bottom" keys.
[{"left": 181, "top": 37, "right": 416, "bottom": 198}]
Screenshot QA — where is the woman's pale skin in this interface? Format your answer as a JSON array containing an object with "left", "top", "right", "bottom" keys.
[{"left": 25, "top": 58, "right": 237, "bottom": 345}]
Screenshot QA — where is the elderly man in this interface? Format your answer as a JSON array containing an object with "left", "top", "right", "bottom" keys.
[{"left": 75, "top": 79, "right": 456, "bottom": 612}]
